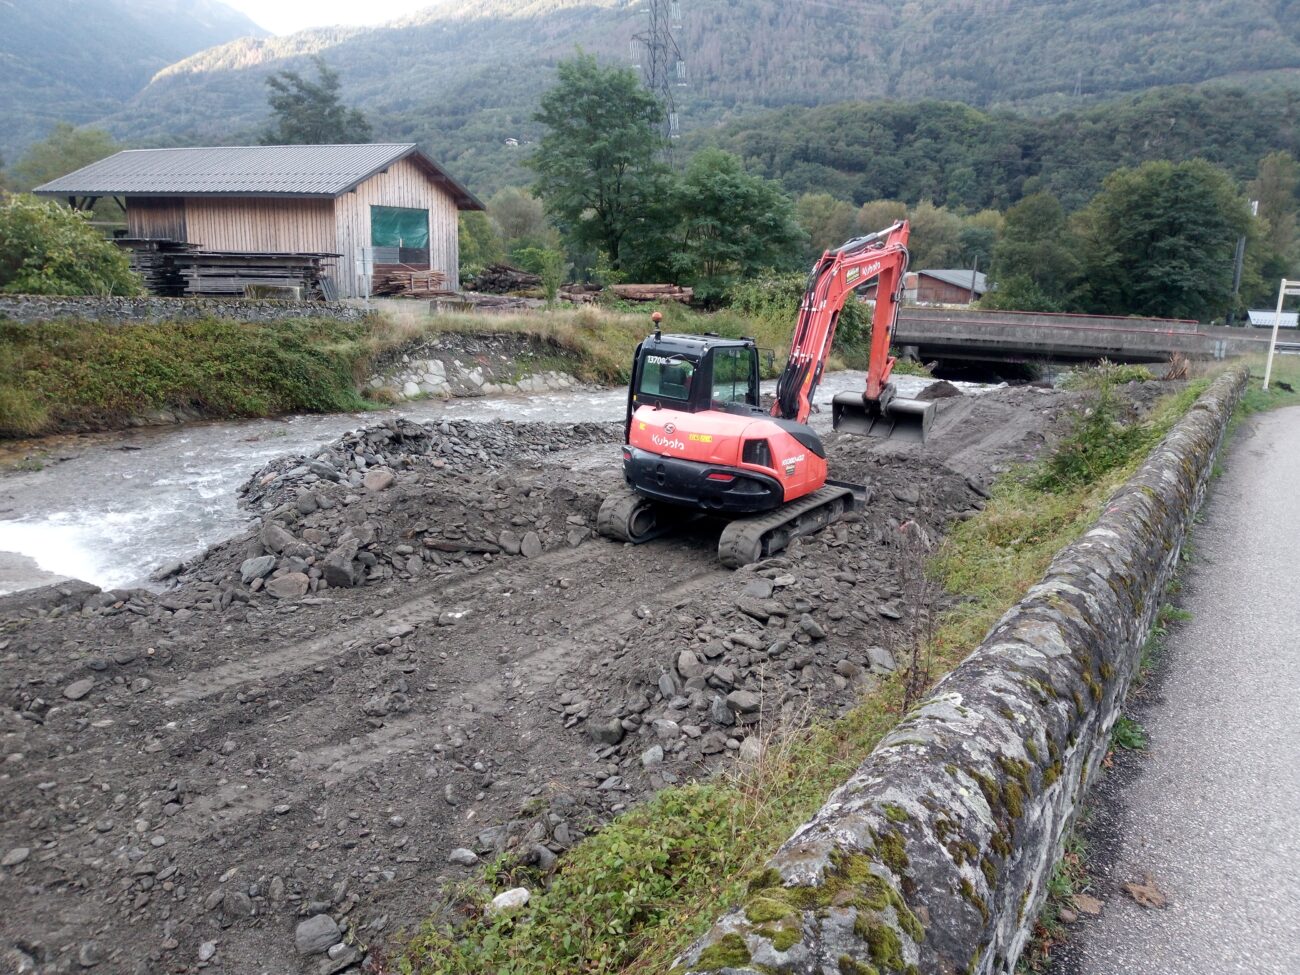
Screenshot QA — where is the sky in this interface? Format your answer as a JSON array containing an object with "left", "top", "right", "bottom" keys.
[{"left": 223, "top": 0, "right": 434, "bottom": 35}]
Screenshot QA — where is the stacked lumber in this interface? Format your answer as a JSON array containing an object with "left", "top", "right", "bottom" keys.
[
  {"left": 116, "top": 238, "right": 198, "bottom": 296},
  {"left": 175, "top": 251, "right": 337, "bottom": 299},
  {"left": 611, "top": 283, "right": 693, "bottom": 303},
  {"left": 371, "top": 267, "right": 451, "bottom": 298},
  {"left": 469, "top": 263, "right": 542, "bottom": 294}
]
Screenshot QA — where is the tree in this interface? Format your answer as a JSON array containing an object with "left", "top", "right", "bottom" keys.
[
  {"left": 0, "top": 194, "right": 141, "bottom": 295},
  {"left": 530, "top": 54, "right": 668, "bottom": 271},
  {"left": 670, "top": 148, "right": 803, "bottom": 290},
  {"left": 9, "top": 124, "right": 120, "bottom": 191},
  {"left": 488, "top": 187, "right": 547, "bottom": 244},
  {"left": 262, "top": 57, "right": 372, "bottom": 145},
  {"left": 907, "top": 200, "right": 963, "bottom": 269},
  {"left": 856, "top": 199, "right": 907, "bottom": 235},
  {"left": 1075, "top": 159, "right": 1252, "bottom": 320},
  {"left": 794, "top": 193, "right": 857, "bottom": 258},
  {"left": 988, "top": 192, "right": 1079, "bottom": 308},
  {"left": 458, "top": 211, "right": 503, "bottom": 278},
  {"left": 1249, "top": 151, "right": 1298, "bottom": 278}
]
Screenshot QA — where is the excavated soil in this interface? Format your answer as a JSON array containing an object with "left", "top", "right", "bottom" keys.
[{"left": 0, "top": 384, "right": 1082, "bottom": 975}]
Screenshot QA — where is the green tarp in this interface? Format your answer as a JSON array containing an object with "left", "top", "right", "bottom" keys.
[{"left": 370, "top": 205, "right": 429, "bottom": 248}]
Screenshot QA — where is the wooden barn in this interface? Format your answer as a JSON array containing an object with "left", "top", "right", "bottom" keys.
[{"left": 34, "top": 144, "right": 483, "bottom": 299}]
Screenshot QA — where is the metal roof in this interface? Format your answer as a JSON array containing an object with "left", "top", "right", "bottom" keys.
[
  {"left": 916, "top": 269, "right": 989, "bottom": 293},
  {"left": 1248, "top": 310, "right": 1299, "bottom": 327},
  {"left": 33, "top": 144, "right": 484, "bottom": 210}
]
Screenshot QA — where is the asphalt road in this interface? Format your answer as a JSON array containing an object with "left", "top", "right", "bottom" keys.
[{"left": 1056, "top": 405, "right": 1300, "bottom": 975}]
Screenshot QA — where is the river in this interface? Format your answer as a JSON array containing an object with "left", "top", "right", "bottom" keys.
[{"left": 0, "top": 372, "right": 986, "bottom": 595}]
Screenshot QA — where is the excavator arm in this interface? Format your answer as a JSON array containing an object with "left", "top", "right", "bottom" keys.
[{"left": 772, "top": 221, "right": 934, "bottom": 441}]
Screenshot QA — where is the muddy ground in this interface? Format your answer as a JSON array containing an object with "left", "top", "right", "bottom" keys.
[{"left": 0, "top": 384, "right": 1083, "bottom": 975}]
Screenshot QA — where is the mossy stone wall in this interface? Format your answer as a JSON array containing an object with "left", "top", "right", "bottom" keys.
[{"left": 677, "top": 367, "right": 1248, "bottom": 975}]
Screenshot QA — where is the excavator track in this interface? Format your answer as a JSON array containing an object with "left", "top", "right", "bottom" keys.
[
  {"left": 597, "top": 488, "right": 672, "bottom": 544},
  {"left": 717, "top": 485, "right": 855, "bottom": 569}
]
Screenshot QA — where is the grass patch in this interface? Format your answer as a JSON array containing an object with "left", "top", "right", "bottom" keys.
[
  {"left": 1017, "top": 832, "right": 1089, "bottom": 973},
  {"left": 394, "top": 366, "right": 1208, "bottom": 974},
  {"left": 398, "top": 694, "right": 904, "bottom": 975},
  {"left": 0, "top": 315, "right": 377, "bottom": 438},
  {"left": 1236, "top": 354, "right": 1300, "bottom": 416}
]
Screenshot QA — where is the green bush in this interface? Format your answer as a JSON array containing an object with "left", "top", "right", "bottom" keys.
[{"left": 0, "top": 194, "right": 142, "bottom": 296}]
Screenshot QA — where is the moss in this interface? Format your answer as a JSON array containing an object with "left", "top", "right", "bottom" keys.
[
  {"left": 696, "top": 933, "right": 751, "bottom": 969},
  {"left": 1043, "top": 761, "right": 1062, "bottom": 786},
  {"left": 1099, "top": 661, "right": 1116, "bottom": 681},
  {"left": 998, "top": 756, "right": 1031, "bottom": 793},
  {"left": 999, "top": 706, "right": 1016, "bottom": 721},
  {"left": 944, "top": 763, "right": 959, "bottom": 777},
  {"left": 948, "top": 839, "right": 978, "bottom": 866},
  {"left": 1071, "top": 689, "right": 1085, "bottom": 713},
  {"left": 747, "top": 868, "right": 782, "bottom": 893},
  {"left": 1017, "top": 889, "right": 1030, "bottom": 922},
  {"left": 896, "top": 901, "right": 924, "bottom": 944},
  {"left": 882, "top": 803, "right": 909, "bottom": 824},
  {"left": 859, "top": 919, "right": 905, "bottom": 972},
  {"left": 839, "top": 957, "right": 881, "bottom": 975},
  {"left": 966, "top": 946, "right": 983, "bottom": 975},
  {"left": 979, "top": 856, "right": 998, "bottom": 887},
  {"left": 874, "top": 829, "right": 911, "bottom": 875},
  {"left": 933, "top": 818, "right": 953, "bottom": 843},
  {"left": 990, "top": 828, "right": 1011, "bottom": 859},
  {"left": 958, "top": 877, "right": 990, "bottom": 923},
  {"left": 1047, "top": 738, "right": 1061, "bottom": 762},
  {"left": 1025, "top": 739, "right": 1040, "bottom": 761},
  {"left": 1003, "top": 779, "right": 1025, "bottom": 819},
  {"left": 746, "top": 896, "right": 796, "bottom": 924},
  {"left": 754, "top": 921, "right": 801, "bottom": 953}
]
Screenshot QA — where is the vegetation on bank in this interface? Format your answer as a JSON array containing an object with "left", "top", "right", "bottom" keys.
[
  {"left": 392, "top": 367, "right": 1208, "bottom": 975},
  {"left": 0, "top": 316, "right": 374, "bottom": 438}
]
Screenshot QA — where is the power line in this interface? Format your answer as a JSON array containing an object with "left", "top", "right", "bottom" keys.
[{"left": 630, "top": 0, "right": 687, "bottom": 153}]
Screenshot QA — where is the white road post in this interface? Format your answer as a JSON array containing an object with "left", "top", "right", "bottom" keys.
[{"left": 1263, "top": 278, "right": 1300, "bottom": 391}]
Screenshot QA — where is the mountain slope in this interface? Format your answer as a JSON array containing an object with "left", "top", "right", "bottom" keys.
[
  {"left": 0, "top": 0, "right": 265, "bottom": 159},
  {"left": 98, "top": 0, "right": 1300, "bottom": 194}
]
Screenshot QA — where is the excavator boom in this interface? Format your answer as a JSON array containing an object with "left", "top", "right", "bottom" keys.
[{"left": 773, "top": 221, "right": 934, "bottom": 442}]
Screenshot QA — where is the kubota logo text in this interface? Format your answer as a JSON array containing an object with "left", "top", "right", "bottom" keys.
[{"left": 652, "top": 434, "right": 685, "bottom": 450}]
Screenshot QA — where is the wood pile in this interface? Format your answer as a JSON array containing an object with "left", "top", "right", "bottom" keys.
[
  {"left": 611, "top": 283, "right": 693, "bottom": 303},
  {"left": 558, "top": 283, "right": 601, "bottom": 304},
  {"left": 116, "top": 238, "right": 197, "bottom": 296},
  {"left": 371, "top": 267, "right": 452, "bottom": 298},
  {"left": 175, "top": 251, "right": 337, "bottom": 299},
  {"left": 115, "top": 239, "right": 338, "bottom": 299},
  {"left": 469, "top": 263, "right": 542, "bottom": 294}
]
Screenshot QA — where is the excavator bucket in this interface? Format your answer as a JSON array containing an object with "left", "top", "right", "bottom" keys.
[{"left": 832, "top": 391, "right": 935, "bottom": 443}]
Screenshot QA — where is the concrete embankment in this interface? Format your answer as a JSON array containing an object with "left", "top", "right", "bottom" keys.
[{"left": 677, "top": 366, "right": 1248, "bottom": 975}]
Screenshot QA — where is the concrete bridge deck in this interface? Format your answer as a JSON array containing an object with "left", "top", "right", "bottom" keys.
[{"left": 894, "top": 307, "right": 1280, "bottom": 364}]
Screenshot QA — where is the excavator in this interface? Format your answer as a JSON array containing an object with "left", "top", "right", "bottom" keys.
[{"left": 596, "top": 220, "right": 935, "bottom": 568}]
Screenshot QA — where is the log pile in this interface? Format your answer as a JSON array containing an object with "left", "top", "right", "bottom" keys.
[
  {"left": 371, "top": 267, "right": 451, "bottom": 298},
  {"left": 611, "top": 283, "right": 693, "bottom": 303},
  {"left": 469, "top": 263, "right": 542, "bottom": 294},
  {"left": 558, "top": 283, "right": 601, "bottom": 304}
]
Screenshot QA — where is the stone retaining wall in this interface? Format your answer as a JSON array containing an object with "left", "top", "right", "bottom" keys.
[
  {"left": 677, "top": 367, "right": 1248, "bottom": 975},
  {"left": 0, "top": 294, "right": 366, "bottom": 324},
  {"left": 366, "top": 332, "right": 582, "bottom": 400}
]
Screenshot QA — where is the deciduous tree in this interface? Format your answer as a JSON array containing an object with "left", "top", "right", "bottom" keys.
[
  {"left": 530, "top": 54, "right": 667, "bottom": 271},
  {"left": 1075, "top": 159, "right": 1251, "bottom": 320},
  {"left": 0, "top": 194, "right": 141, "bottom": 295}
]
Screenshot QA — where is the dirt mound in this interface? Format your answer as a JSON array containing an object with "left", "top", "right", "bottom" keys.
[{"left": 0, "top": 389, "right": 1082, "bottom": 974}]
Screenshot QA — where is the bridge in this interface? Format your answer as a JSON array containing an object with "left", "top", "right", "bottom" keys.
[{"left": 893, "top": 307, "right": 1279, "bottom": 366}]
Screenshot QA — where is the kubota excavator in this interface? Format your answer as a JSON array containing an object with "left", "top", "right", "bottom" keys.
[{"left": 596, "top": 220, "right": 935, "bottom": 567}]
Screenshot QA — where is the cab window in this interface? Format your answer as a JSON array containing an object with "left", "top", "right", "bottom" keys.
[
  {"left": 639, "top": 354, "right": 696, "bottom": 400},
  {"left": 711, "top": 347, "right": 757, "bottom": 406}
]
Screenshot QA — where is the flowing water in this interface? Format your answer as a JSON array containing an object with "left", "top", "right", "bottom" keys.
[{"left": 0, "top": 372, "right": 989, "bottom": 595}]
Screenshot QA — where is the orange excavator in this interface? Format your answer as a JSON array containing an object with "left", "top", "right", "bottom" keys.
[{"left": 597, "top": 220, "right": 935, "bottom": 567}]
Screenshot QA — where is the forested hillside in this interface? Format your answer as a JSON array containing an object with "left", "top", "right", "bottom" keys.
[
  {"left": 701, "top": 87, "right": 1300, "bottom": 211},
  {"left": 87, "top": 0, "right": 1300, "bottom": 193},
  {"left": 0, "top": 0, "right": 265, "bottom": 159}
]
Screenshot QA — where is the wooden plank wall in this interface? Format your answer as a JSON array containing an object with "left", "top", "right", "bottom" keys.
[
  {"left": 332, "top": 156, "right": 460, "bottom": 298},
  {"left": 184, "top": 198, "right": 336, "bottom": 254},
  {"left": 126, "top": 198, "right": 187, "bottom": 240}
]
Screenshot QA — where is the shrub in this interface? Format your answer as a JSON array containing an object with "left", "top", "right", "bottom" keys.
[{"left": 0, "top": 194, "right": 142, "bottom": 296}]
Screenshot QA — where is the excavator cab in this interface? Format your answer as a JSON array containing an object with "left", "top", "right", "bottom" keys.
[{"left": 622, "top": 329, "right": 763, "bottom": 439}]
